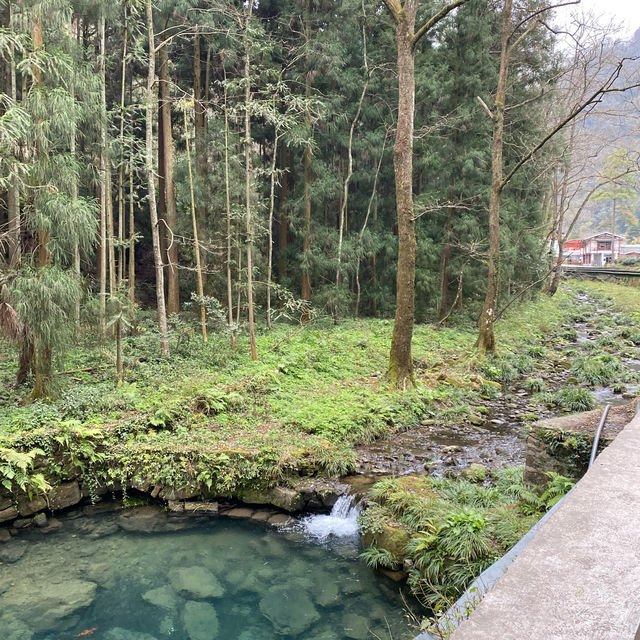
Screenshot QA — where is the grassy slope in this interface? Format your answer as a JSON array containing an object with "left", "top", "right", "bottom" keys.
[{"left": 0, "top": 289, "right": 577, "bottom": 496}]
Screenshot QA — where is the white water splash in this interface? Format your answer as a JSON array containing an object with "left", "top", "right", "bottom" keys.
[{"left": 301, "top": 495, "right": 362, "bottom": 540}]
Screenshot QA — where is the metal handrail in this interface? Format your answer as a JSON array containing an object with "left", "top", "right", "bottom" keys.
[{"left": 589, "top": 403, "right": 611, "bottom": 467}]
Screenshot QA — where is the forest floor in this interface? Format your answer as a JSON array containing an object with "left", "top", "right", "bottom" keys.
[{"left": 1, "top": 280, "right": 639, "bottom": 500}]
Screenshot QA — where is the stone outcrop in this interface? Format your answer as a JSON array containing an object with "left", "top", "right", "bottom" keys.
[
  {"left": 48, "top": 481, "right": 82, "bottom": 511},
  {"left": 362, "top": 522, "right": 410, "bottom": 560},
  {"left": 524, "top": 402, "right": 635, "bottom": 486}
]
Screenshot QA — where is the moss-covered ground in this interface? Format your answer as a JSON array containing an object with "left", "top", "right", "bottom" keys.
[{"left": 0, "top": 281, "right": 638, "bottom": 500}]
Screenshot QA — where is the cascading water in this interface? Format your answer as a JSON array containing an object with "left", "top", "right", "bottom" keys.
[{"left": 301, "top": 494, "right": 362, "bottom": 540}]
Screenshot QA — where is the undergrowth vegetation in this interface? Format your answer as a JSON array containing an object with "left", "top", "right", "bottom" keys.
[
  {"left": 359, "top": 467, "right": 574, "bottom": 614},
  {"left": 0, "top": 282, "right": 638, "bottom": 504},
  {"left": 0, "top": 289, "right": 586, "bottom": 497}
]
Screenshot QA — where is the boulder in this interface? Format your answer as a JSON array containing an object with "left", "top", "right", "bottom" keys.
[
  {"left": 33, "top": 513, "right": 47, "bottom": 528},
  {"left": 270, "top": 487, "right": 304, "bottom": 512},
  {"left": 160, "top": 487, "right": 200, "bottom": 501},
  {"left": 0, "top": 540, "right": 27, "bottom": 563},
  {"left": 239, "top": 486, "right": 305, "bottom": 512},
  {"left": 0, "top": 506, "right": 18, "bottom": 524},
  {"left": 0, "top": 527, "right": 11, "bottom": 543},
  {"left": 342, "top": 613, "right": 370, "bottom": 640},
  {"left": 183, "top": 501, "right": 218, "bottom": 515},
  {"left": 1, "top": 579, "right": 96, "bottom": 633},
  {"left": 118, "top": 506, "right": 168, "bottom": 533},
  {"left": 267, "top": 514, "right": 292, "bottom": 526},
  {"left": 182, "top": 601, "right": 219, "bottom": 640},
  {"left": 17, "top": 495, "right": 47, "bottom": 517},
  {"left": 223, "top": 507, "right": 254, "bottom": 519},
  {"left": 362, "top": 522, "right": 410, "bottom": 560},
  {"left": 461, "top": 464, "right": 487, "bottom": 483},
  {"left": 142, "top": 585, "right": 180, "bottom": 610},
  {"left": 259, "top": 585, "right": 320, "bottom": 635},
  {"left": 48, "top": 481, "right": 81, "bottom": 511},
  {"left": 168, "top": 567, "right": 225, "bottom": 599}
]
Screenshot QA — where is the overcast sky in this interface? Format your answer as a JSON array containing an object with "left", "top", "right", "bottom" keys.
[{"left": 555, "top": 0, "right": 640, "bottom": 39}]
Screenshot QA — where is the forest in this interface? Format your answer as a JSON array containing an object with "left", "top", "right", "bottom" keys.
[
  {"left": 2, "top": 1, "right": 640, "bottom": 637},
  {"left": 1, "top": 0, "right": 638, "bottom": 398}
]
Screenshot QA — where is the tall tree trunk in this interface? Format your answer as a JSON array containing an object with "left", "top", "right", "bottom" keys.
[
  {"left": 4, "top": 1, "right": 20, "bottom": 270},
  {"left": 223, "top": 61, "right": 235, "bottom": 347},
  {"left": 267, "top": 123, "right": 279, "bottom": 330},
  {"left": 337, "top": 38, "right": 369, "bottom": 291},
  {"left": 383, "top": 0, "right": 470, "bottom": 384},
  {"left": 356, "top": 131, "right": 386, "bottom": 318},
  {"left": 300, "top": 1, "right": 312, "bottom": 316},
  {"left": 98, "top": 14, "right": 107, "bottom": 336},
  {"left": 31, "top": 6, "right": 51, "bottom": 398},
  {"left": 437, "top": 204, "right": 454, "bottom": 322},
  {"left": 611, "top": 198, "right": 616, "bottom": 265},
  {"left": 128, "top": 155, "right": 136, "bottom": 304},
  {"left": 184, "top": 107, "right": 207, "bottom": 341},
  {"left": 278, "top": 145, "right": 290, "bottom": 281},
  {"left": 70, "top": 73, "right": 81, "bottom": 324},
  {"left": 476, "top": 0, "right": 511, "bottom": 354},
  {"left": 106, "top": 160, "right": 116, "bottom": 296},
  {"left": 145, "top": 0, "right": 169, "bottom": 355},
  {"left": 159, "top": 40, "right": 180, "bottom": 314},
  {"left": 388, "top": 16, "right": 417, "bottom": 387},
  {"left": 117, "top": 21, "right": 127, "bottom": 287},
  {"left": 244, "top": 3, "right": 258, "bottom": 361},
  {"left": 193, "top": 33, "right": 208, "bottom": 279}
]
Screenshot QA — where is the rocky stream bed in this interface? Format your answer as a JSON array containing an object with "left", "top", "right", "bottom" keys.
[{"left": 349, "top": 292, "right": 640, "bottom": 488}]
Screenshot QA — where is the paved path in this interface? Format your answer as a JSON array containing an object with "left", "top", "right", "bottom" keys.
[{"left": 452, "top": 412, "right": 640, "bottom": 640}]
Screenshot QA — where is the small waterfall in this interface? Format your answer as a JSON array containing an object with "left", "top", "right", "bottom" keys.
[{"left": 301, "top": 495, "right": 362, "bottom": 540}]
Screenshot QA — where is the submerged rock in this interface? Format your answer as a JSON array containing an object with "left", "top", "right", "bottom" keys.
[
  {"left": 118, "top": 506, "right": 168, "bottom": 533},
  {"left": 1, "top": 579, "right": 97, "bottom": 633},
  {"left": 314, "top": 574, "right": 340, "bottom": 608},
  {"left": 1, "top": 615, "right": 34, "bottom": 640},
  {"left": 104, "top": 628, "right": 159, "bottom": 640},
  {"left": 259, "top": 585, "right": 320, "bottom": 635},
  {"left": 0, "top": 540, "right": 27, "bottom": 563},
  {"left": 183, "top": 601, "right": 219, "bottom": 640},
  {"left": 142, "top": 584, "right": 180, "bottom": 610},
  {"left": 168, "top": 566, "right": 225, "bottom": 599},
  {"left": 342, "top": 612, "right": 371, "bottom": 639}
]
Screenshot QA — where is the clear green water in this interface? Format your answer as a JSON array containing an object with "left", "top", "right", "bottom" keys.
[{"left": 0, "top": 506, "right": 412, "bottom": 640}]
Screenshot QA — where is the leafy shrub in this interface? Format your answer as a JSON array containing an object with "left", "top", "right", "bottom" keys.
[
  {"left": 360, "top": 546, "right": 399, "bottom": 570},
  {"left": 524, "top": 378, "right": 546, "bottom": 393},
  {"left": 571, "top": 354, "right": 625, "bottom": 386},
  {"left": 560, "top": 327, "right": 578, "bottom": 342},
  {"left": 538, "top": 472, "right": 574, "bottom": 510},
  {"left": 526, "top": 345, "right": 546, "bottom": 359},
  {"left": 553, "top": 388, "right": 595, "bottom": 412}
]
